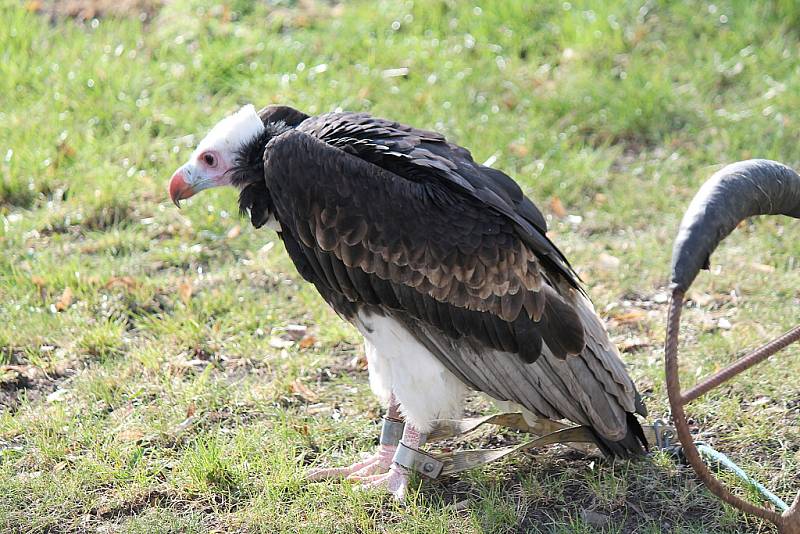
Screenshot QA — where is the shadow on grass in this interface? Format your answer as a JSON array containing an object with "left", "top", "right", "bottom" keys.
[{"left": 418, "top": 448, "right": 763, "bottom": 533}]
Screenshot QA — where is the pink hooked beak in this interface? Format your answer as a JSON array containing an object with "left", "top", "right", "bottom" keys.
[{"left": 168, "top": 168, "right": 195, "bottom": 208}]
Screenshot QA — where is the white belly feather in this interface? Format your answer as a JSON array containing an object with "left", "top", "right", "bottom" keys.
[{"left": 355, "top": 310, "right": 467, "bottom": 433}]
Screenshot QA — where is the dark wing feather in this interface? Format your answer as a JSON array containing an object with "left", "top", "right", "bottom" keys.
[
  {"left": 297, "top": 112, "right": 570, "bottom": 281},
  {"left": 263, "top": 128, "right": 584, "bottom": 362},
  {"left": 257, "top": 105, "right": 310, "bottom": 127}
]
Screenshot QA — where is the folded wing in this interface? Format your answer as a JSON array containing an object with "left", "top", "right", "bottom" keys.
[{"left": 264, "top": 127, "right": 584, "bottom": 362}]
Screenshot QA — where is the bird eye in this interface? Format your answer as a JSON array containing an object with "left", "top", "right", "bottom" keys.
[{"left": 202, "top": 153, "right": 216, "bottom": 167}]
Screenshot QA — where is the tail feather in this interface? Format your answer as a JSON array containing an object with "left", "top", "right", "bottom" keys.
[{"left": 590, "top": 412, "right": 648, "bottom": 458}]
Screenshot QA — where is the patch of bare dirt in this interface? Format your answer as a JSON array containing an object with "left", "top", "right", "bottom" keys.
[
  {"left": 0, "top": 358, "right": 79, "bottom": 410},
  {"left": 91, "top": 487, "right": 176, "bottom": 519},
  {"left": 311, "top": 341, "right": 367, "bottom": 386}
]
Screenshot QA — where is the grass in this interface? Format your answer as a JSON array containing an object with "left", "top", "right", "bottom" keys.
[{"left": 1, "top": 0, "right": 798, "bottom": 532}]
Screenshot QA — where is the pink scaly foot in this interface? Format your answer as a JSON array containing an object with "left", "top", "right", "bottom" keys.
[
  {"left": 358, "top": 464, "right": 410, "bottom": 500},
  {"left": 306, "top": 393, "right": 403, "bottom": 481},
  {"left": 305, "top": 443, "right": 396, "bottom": 481},
  {"left": 357, "top": 422, "right": 424, "bottom": 501}
]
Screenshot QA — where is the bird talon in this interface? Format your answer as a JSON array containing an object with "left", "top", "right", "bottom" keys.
[
  {"left": 345, "top": 460, "right": 385, "bottom": 481},
  {"left": 359, "top": 465, "right": 410, "bottom": 501},
  {"left": 305, "top": 444, "right": 396, "bottom": 482}
]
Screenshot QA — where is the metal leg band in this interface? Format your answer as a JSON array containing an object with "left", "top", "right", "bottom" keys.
[
  {"left": 392, "top": 441, "right": 443, "bottom": 478},
  {"left": 379, "top": 417, "right": 405, "bottom": 446}
]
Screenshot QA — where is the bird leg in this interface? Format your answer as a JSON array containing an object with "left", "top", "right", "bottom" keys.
[
  {"left": 306, "top": 393, "right": 403, "bottom": 481},
  {"left": 355, "top": 422, "right": 425, "bottom": 501}
]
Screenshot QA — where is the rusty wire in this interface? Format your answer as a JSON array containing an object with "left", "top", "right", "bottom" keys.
[{"left": 665, "top": 288, "right": 800, "bottom": 534}]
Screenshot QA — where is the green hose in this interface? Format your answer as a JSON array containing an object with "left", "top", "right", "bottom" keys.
[{"left": 696, "top": 443, "right": 789, "bottom": 512}]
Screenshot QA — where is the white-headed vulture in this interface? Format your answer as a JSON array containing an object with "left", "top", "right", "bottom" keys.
[{"left": 169, "top": 104, "right": 647, "bottom": 498}]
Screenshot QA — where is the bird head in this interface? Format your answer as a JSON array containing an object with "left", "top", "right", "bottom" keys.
[{"left": 168, "top": 104, "right": 266, "bottom": 207}]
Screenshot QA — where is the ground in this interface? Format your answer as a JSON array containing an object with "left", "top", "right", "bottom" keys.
[{"left": 1, "top": 1, "right": 799, "bottom": 532}]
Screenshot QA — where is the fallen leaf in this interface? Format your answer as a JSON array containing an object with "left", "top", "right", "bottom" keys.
[
  {"left": 652, "top": 292, "right": 669, "bottom": 304},
  {"left": 290, "top": 379, "right": 318, "bottom": 402},
  {"left": 52, "top": 360, "right": 75, "bottom": 376},
  {"left": 751, "top": 262, "right": 775, "bottom": 273},
  {"left": 618, "top": 337, "right": 652, "bottom": 353},
  {"left": 508, "top": 143, "right": 529, "bottom": 157},
  {"left": 179, "top": 280, "right": 192, "bottom": 304},
  {"left": 610, "top": 309, "right": 647, "bottom": 325},
  {"left": 447, "top": 499, "right": 470, "bottom": 512},
  {"left": 31, "top": 275, "right": 47, "bottom": 303},
  {"left": 172, "top": 416, "right": 197, "bottom": 434},
  {"left": 284, "top": 324, "right": 307, "bottom": 340},
  {"left": 117, "top": 429, "right": 145, "bottom": 443},
  {"left": 105, "top": 276, "right": 137, "bottom": 290},
  {"left": 186, "top": 402, "right": 196, "bottom": 418},
  {"left": 269, "top": 337, "right": 294, "bottom": 349},
  {"left": 549, "top": 196, "right": 567, "bottom": 218},
  {"left": 226, "top": 225, "right": 241, "bottom": 239},
  {"left": 701, "top": 317, "right": 719, "bottom": 332},
  {"left": 47, "top": 389, "right": 70, "bottom": 402},
  {"left": 55, "top": 287, "right": 73, "bottom": 312},
  {"left": 57, "top": 141, "right": 76, "bottom": 159},
  {"left": 298, "top": 335, "right": 317, "bottom": 349},
  {"left": 2, "top": 364, "right": 43, "bottom": 379},
  {"left": 350, "top": 354, "right": 368, "bottom": 371},
  {"left": 292, "top": 423, "right": 310, "bottom": 436},
  {"left": 688, "top": 291, "right": 715, "bottom": 306},
  {"left": 502, "top": 95, "right": 518, "bottom": 110}
]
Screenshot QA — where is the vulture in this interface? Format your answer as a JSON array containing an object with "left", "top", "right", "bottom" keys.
[{"left": 168, "top": 104, "right": 647, "bottom": 499}]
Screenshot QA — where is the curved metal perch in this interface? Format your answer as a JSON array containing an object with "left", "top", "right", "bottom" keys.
[{"left": 666, "top": 159, "right": 800, "bottom": 533}]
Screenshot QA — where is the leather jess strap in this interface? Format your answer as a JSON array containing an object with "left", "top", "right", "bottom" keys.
[{"left": 395, "top": 412, "right": 674, "bottom": 479}]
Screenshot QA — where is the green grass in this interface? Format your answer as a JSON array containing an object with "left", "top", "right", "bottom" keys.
[{"left": 1, "top": 0, "right": 799, "bottom": 532}]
